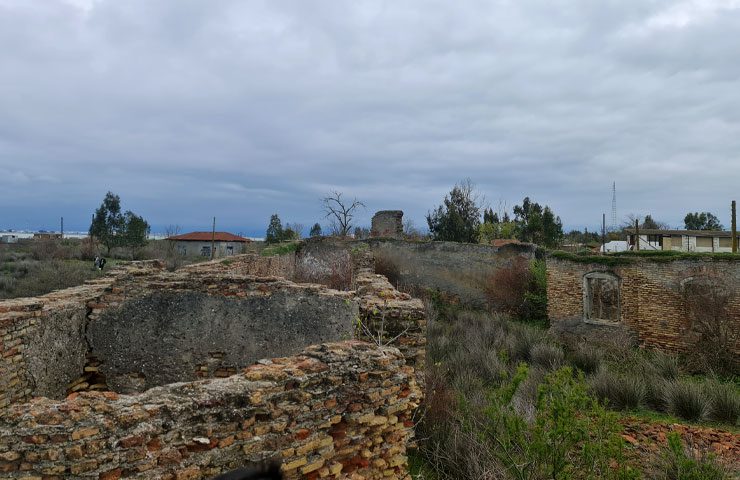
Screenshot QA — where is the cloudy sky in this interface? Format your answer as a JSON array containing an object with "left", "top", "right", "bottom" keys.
[{"left": 1, "top": 0, "right": 739, "bottom": 236}]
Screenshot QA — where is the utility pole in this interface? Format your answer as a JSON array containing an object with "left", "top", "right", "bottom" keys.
[
  {"left": 602, "top": 213, "right": 606, "bottom": 255},
  {"left": 211, "top": 217, "right": 216, "bottom": 260},
  {"left": 60, "top": 217, "right": 64, "bottom": 238},
  {"left": 732, "top": 200, "right": 737, "bottom": 253},
  {"left": 634, "top": 219, "right": 640, "bottom": 251}
]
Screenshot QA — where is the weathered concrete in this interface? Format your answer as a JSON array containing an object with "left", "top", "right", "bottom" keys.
[
  {"left": 88, "top": 288, "right": 358, "bottom": 392},
  {"left": 25, "top": 306, "right": 88, "bottom": 399}
]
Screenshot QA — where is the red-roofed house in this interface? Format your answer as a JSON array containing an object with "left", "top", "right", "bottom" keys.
[{"left": 167, "top": 232, "right": 250, "bottom": 258}]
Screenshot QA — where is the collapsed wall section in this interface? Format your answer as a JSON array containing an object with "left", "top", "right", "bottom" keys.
[
  {"left": 0, "top": 262, "right": 163, "bottom": 407},
  {"left": 547, "top": 255, "right": 740, "bottom": 358},
  {"left": 0, "top": 254, "right": 427, "bottom": 479},
  {"left": 0, "top": 341, "right": 420, "bottom": 480},
  {"left": 296, "top": 237, "right": 538, "bottom": 307}
]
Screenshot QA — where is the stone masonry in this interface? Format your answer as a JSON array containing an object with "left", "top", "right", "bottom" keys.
[
  {"left": 547, "top": 255, "right": 740, "bottom": 357},
  {"left": 0, "top": 254, "right": 426, "bottom": 478},
  {"left": 370, "top": 211, "right": 403, "bottom": 239},
  {"left": 0, "top": 341, "right": 420, "bottom": 479}
]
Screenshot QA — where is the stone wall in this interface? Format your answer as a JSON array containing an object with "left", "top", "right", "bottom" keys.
[
  {"left": 547, "top": 255, "right": 740, "bottom": 357},
  {"left": 296, "top": 237, "right": 538, "bottom": 307},
  {"left": 0, "top": 255, "right": 426, "bottom": 478},
  {"left": 371, "top": 211, "right": 403, "bottom": 239},
  {"left": 0, "top": 262, "right": 164, "bottom": 407},
  {"left": 182, "top": 254, "right": 295, "bottom": 279},
  {"left": 0, "top": 341, "right": 420, "bottom": 480}
]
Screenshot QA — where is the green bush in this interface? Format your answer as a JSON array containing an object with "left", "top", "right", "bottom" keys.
[
  {"left": 664, "top": 380, "right": 710, "bottom": 422},
  {"left": 651, "top": 432, "right": 728, "bottom": 480}
]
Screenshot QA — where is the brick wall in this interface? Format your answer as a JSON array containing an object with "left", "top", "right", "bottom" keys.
[
  {"left": 0, "top": 255, "right": 426, "bottom": 478},
  {"left": 0, "top": 341, "right": 420, "bottom": 479},
  {"left": 547, "top": 256, "right": 740, "bottom": 356},
  {"left": 181, "top": 254, "right": 295, "bottom": 279}
]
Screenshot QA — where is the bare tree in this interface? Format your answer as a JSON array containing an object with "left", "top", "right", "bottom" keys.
[{"left": 322, "top": 191, "right": 365, "bottom": 237}]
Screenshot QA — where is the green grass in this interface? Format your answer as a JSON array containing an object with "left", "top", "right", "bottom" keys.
[
  {"left": 407, "top": 450, "right": 438, "bottom": 479},
  {"left": 260, "top": 241, "right": 299, "bottom": 256}
]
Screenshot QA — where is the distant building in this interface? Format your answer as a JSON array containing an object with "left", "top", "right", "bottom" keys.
[
  {"left": 33, "top": 232, "right": 62, "bottom": 240},
  {"left": 600, "top": 240, "right": 629, "bottom": 253},
  {"left": 0, "top": 234, "right": 18, "bottom": 244},
  {"left": 625, "top": 228, "right": 735, "bottom": 253},
  {"left": 167, "top": 232, "right": 250, "bottom": 258}
]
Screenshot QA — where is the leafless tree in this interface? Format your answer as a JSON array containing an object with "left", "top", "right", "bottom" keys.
[{"left": 322, "top": 191, "right": 365, "bottom": 237}]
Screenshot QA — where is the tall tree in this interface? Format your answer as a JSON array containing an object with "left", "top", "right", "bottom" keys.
[
  {"left": 89, "top": 192, "right": 149, "bottom": 255},
  {"left": 121, "top": 211, "right": 150, "bottom": 259},
  {"left": 309, "top": 223, "right": 323, "bottom": 237},
  {"left": 684, "top": 212, "right": 723, "bottom": 231},
  {"left": 322, "top": 191, "right": 365, "bottom": 237},
  {"left": 513, "top": 197, "right": 563, "bottom": 248},
  {"left": 426, "top": 179, "right": 482, "bottom": 243},
  {"left": 265, "top": 214, "right": 284, "bottom": 244}
]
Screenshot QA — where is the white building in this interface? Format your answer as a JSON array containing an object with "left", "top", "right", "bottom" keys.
[{"left": 626, "top": 228, "right": 736, "bottom": 253}]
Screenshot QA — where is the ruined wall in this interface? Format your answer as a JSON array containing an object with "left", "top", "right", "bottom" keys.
[
  {"left": 371, "top": 211, "right": 403, "bottom": 239},
  {"left": 297, "top": 237, "right": 538, "bottom": 307},
  {"left": 0, "top": 262, "right": 163, "bottom": 407},
  {"left": 547, "top": 256, "right": 740, "bottom": 356},
  {"left": 0, "top": 341, "right": 420, "bottom": 480},
  {"left": 87, "top": 275, "right": 357, "bottom": 393},
  {"left": 0, "top": 255, "right": 426, "bottom": 479},
  {"left": 182, "top": 254, "right": 295, "bottom": 279}
]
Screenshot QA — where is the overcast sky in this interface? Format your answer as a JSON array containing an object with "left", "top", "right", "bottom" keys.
[{"left": 1, "top": 0, "right": 739, "bottom": 235}]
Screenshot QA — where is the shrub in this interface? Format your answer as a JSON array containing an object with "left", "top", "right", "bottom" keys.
[
  {"left": 644, "top": 351, "right": 681, "bottom": 380},
  {"left": 568, "top": 343, "right": 603, "bottom": 374},
  {"left": 484, "top": 257, "right": 530, "bottom": 315},
  {"left": 644, "top": 375, "right": 668, "bottom": 412},
  {"left": 589, "top": 369, "right": 646, "bottom": 411},
  {"left": 664, "top": 380, "right": 710, "bottom": 422},
  {"left": 530, "top": 343, "right": 565, "bottom": 370},
  {"left": 651, "top": 432, "right": 728, "bottom": 480},
  {"left": 704, "top": 380, "right": 740, "bottom": 425}
]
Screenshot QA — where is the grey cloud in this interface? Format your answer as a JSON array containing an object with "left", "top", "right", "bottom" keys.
[{"left": 1, "top": 0, "right": 739, "bottom": 234}]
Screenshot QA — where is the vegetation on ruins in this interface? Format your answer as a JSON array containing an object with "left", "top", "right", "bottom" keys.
[
  {"left": 684, "top": 211, "right": 724, "bottom": 231},
  {"left": 416, "top": 305, "right": 738, "bottom": 479},
  {"left": 426, "top": 179, "right": 482, "bottom": 243},
  {"left": 321, "top": 190, "right": 366, "bottom": 237},
  {"left": 484, "top": 258, "right": 547, "bottom": 323},
  {"left": 89, "top": 191, "right": 150, "bottom": 256}
]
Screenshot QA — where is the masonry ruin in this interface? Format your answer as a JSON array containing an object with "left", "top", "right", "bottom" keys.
[
  {"left": 0, "top": 253, "right": 426, "bottom": 479},
  {"left": 547, "top": 253, "right": 740, "bottom": 360},
  {"left": 370, "top": 211, "right": 404, "bottom": 239}
]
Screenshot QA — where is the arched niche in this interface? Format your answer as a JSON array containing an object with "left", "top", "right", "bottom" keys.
[{"left": 583, "top": 271, "right": 621, "bottom": 323}]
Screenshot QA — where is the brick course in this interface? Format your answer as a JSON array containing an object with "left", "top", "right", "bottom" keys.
[
  {"left": 547, "top": 257, "right": 740, "bottom": 356},
  {"left": 0, "top": 255, "right": 426, "bottom": 478}
]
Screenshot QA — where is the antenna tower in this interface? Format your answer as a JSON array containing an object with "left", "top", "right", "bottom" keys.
[{"left": 611, "top": 182, "right": 617, "bottom": 232}]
